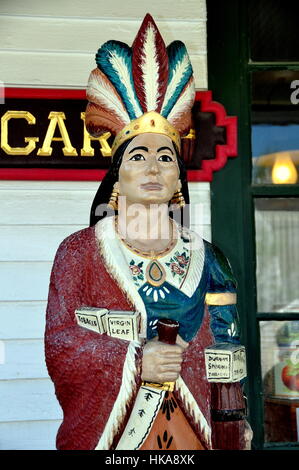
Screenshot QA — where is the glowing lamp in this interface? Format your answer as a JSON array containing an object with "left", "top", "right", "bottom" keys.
[{"left": 271, "top": 152, "right": 298, "bottom": 184}]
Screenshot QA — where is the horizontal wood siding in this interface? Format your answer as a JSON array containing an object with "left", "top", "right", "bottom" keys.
[{"left": 0, "top": 3, "right": 207, "bottom": 89}]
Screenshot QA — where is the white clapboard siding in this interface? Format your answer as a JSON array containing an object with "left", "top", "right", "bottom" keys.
[
  {"left": 1, "top": 339, "right": 48, "bottom": 380},
  {"left": 1, "top": 379, "right": 62, "bottom": 422},
  {"left": 0, "top": 0, "right": 207, "bottom": 89},
  {"left": 0, "top": 0, "right": 206, "bottom": 21},
  {"left": 2, "top": 51, "right": 207, "bottom": 90},
  {"left": 0, "top": 17, "right": 206, "bottom": 55},
  {"left": 0, "top": 420, "right": 61, "bottom": 450},
  {"left": 0, "top": 188, "right": 98, "bottom": 225},
  {"left": 0, "top": 301, "right": 46, "bottom": 339},
  {"left": 0, "top": 225, "right": 86, "bottom": 261},
  {"left": 189, "top": 183, "right": 211, "bottom": 240},
  {"left": 0, "top": 261, "right": 54, "bottom": 301}
]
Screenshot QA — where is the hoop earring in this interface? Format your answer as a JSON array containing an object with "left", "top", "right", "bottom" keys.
[
  {"left": 170, "top": 189, "right": 185, "bottom": 209},
  {"left": 107, "top": 186, "right": 119, "bottom": 210}
]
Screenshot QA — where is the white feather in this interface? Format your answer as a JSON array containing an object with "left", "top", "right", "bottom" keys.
[
  {"left": 87, "top": 70, "right": 130, "bottom": 124},
  {"left": 141, "top": 24, "right": 160, "bottom": 111},
  {"left": 109, "top": 52, "right": 143, "bottom": 118},
  {"left": 161, "top": 52, "right": 191, "bottom": 115},
  {"left": 167, "top": 78, "right": 195, "bottom": 124}
]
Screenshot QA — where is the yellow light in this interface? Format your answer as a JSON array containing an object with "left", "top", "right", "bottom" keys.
[{"left": 271, "top": 152, "right": 298, "bottom": 184}]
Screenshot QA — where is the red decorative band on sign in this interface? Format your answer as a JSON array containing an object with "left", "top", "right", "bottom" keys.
[{"left": 1, "top": 88, "right": 238, "bottom": 182}]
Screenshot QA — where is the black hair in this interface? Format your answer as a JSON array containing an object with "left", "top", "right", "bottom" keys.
[{"left": 89, "top": 136, "right": 190, "bottom": 227}]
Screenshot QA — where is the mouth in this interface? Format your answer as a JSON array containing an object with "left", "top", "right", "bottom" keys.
[{"left": 140, "top": 183, "right": 163, "bottom": 191}]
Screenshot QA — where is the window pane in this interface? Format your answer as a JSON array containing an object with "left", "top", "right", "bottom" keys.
[
  {"left": 252, "top": 70, "right": 299, "bottom": 185},
  {"left": 260, "top": 320, "right": 299, "bottom": 442},
  {"left": 248, "top": 0, "right": 299, "bottom": 61},
  {"left": 255, "top": 198, "right": 299, "bottom": 313}
]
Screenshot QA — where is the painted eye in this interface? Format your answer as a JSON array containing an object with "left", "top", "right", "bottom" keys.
[
  {"left": 129, "top": 154, "right": 146, "bottom": 161},
  {"left": 158, "top": 155, "right": 174, "bottom": 162}
]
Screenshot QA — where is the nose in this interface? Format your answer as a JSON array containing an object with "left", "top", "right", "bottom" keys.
[{"left": 145, "top": 156, "right": 159, "bottom": 175}]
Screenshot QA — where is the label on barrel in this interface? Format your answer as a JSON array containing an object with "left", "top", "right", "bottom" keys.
[{"left": 204, "top": 343, "right": 247, "bottom": 382}]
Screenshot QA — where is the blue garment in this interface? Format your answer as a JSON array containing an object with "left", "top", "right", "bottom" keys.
[
  {"left": 140, "top": 239, "right": 241, "bottom": 345},
  {"left": 139, "top": 278, "right": 206, "bottom": 342}
]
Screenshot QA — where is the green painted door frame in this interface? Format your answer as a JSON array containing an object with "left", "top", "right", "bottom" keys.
[{"left": 207, "top": 0, "right": 299, "bottom": 450}]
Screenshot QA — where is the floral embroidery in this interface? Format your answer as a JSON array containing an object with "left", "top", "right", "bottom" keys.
[
  {"left": 129, "top": 260, "right": 144, "bottom": 285},
  {"left": 176, "top": 254, "right": 188, "bottom": 267},
  {"left": 166, "top": 250, "right": 190, "bottom": 279},
  {"left": 169, "top": 262, "right": 184, "bottom": 275}
]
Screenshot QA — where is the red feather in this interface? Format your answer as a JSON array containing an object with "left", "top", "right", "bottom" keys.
[
  {"left": 132, "top": 13, "right": 168, "bottom": 113},
  {"left": 85, "top": 102, "right": 124, "bottom": 137}
]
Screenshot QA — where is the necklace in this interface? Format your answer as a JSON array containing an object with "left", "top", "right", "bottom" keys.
[
  {"left": 114, "top": 216, "right": 177, "bottom": 287},
  {"left": 114, "top": 216, "right": 177, "bottom": 259}
]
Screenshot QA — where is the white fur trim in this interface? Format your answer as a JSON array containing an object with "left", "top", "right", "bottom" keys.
[
  {"left": 94, "top": 217, "right": 149, "bottom": 449},
  {"left": 95, "top": 340, "right": 140, "bottom": 450},
  {"left": 176, "top": 376, "right": 212, "bottom": 448},
  {"left": 95, "top": 217, "right": 147, "bottom": 337},
  {"left": 175, "top": 223, "right": 205, "bottom": 298}
]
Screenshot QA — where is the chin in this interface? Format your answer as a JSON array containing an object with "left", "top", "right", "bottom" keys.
[{"left": 141, "top": 196, "right": 170, "bottom": 206}]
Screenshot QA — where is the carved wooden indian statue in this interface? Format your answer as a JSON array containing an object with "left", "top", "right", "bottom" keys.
[{"left": 45, "top": 14, "right": 252, "bottom": 450}]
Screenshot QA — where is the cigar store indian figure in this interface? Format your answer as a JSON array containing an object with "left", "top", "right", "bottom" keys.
[{"left": 45, "top": 14, "right": 252, "bottom": 450}]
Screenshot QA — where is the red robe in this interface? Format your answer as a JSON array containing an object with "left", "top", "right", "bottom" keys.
[{"left": 45, "top": 222, "right": 216, "bottom": 450}]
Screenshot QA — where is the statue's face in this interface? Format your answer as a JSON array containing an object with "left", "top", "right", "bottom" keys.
[{"left": 117, "top": 133, "right": 180, "bottom": 206}]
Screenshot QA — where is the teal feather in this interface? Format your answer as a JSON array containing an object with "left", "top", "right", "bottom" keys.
[
  {"left": 96, "top": 40, "right": 142, "bottom": 120},
  {"left": 161, "top": 41, "right": 193, "bottom": 118}
]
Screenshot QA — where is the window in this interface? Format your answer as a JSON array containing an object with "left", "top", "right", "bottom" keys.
[{"left": 207, "top": 0, "right": 299, "bottom": 449}]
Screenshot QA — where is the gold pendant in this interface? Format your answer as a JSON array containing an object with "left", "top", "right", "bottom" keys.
[{"left": 146, "top": 259, "right": 166, "bottom": 287}]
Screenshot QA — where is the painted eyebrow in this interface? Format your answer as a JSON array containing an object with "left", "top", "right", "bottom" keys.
[
  {"left": 157, "top": 146, "right": 174, "bottom": 155},
  {"left": 128, "top": 146, "right": 174, "bottom": 155},
  {"left": 128, "top": 146, "right": 148, "bottom": 154}
]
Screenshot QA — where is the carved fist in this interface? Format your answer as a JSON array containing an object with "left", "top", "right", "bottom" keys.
[{"left": 141, "top": 336, "right": 188, "bottom": 384}]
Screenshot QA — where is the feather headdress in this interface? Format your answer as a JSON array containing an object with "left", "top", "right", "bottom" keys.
[{"left": 85, "top": 14, "right": 195, "bottom": 156}]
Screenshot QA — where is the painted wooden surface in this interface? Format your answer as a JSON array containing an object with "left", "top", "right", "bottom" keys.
[
  {"left": 0, "top": 0, "right": 206, "bottom": 19},
  {"left": 0, "top": 0, "right": 207, "bottom": 89},
  {"left": 0, "top": 17, "right": 206, "bottom": 55},
  {"left": 1, "top": 379, "right": 62, "bottom": 422},
  {"left": 2, "top": 52, "right": 207, "bottom": 90},
  {"left": 0, "top": 301, "right": 46, "bottom": 339},
  {"left": 0, "top": 0, "right": 209, "bottom": 450},
  {"left": 1, "top": 340, "right": 50, "bottom": 380},
  {"left": 0, "top": 180, "right": 211, "bottom": 450},
  {"left": 0, "top": 421, "right": 61, "bottom": 451}
]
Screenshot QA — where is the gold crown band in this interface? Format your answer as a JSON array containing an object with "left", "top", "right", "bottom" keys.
[{"left": 111, "top": 111, "right": 181, "bottom": 157}]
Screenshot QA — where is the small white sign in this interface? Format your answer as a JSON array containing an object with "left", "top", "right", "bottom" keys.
[
  {"left": 75, "top": 307, "right": 108, "bottom": 334},
  {"left": 204, "top": 343, "right": 247, "bottom": 382},
  {"left": 75, "top": 307, "right": 140, "bottom": 342},
  {"left": 107, "top": 311, "right": 140, "bottom": 342}
]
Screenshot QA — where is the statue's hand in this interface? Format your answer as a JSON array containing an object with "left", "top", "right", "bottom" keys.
[
  {"left": 141, "top": 335, "right": 188, "bottom": 383},
  {"left": 244, "top": 419, "right": 253, "bottom": 450}
]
